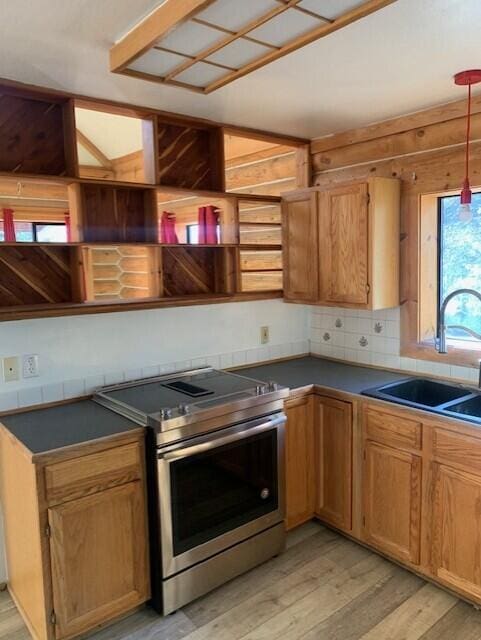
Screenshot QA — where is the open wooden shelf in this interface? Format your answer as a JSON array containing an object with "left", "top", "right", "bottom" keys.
[{"left": 0, "top": 78, "right": 306, "bottom": 319}]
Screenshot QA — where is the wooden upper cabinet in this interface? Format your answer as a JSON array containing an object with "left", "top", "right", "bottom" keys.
[
  {"left": 48, "top": 481, "right": 149, "bottom": 639},
  {"left": 362, "top": 440, "right": 422, "bottom": 565},
  {"left": 281, "top": 177, "right": 400, "bottom": 309},
  {"left": 315, "top": 396, "right": 353, "bottom": 531},
  {"left": 318, "top": 183, "right": 369, "bottom": 305},
  {"left": 284, "top": 395, "right": 316, "bottom": 529},
  {"left": 282, "top": 191, "right": 319, "bottom": 302}
]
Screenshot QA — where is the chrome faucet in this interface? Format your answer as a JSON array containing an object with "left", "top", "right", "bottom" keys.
[{"left": 437, "top": 288, "right": 481, "bottom": 354}]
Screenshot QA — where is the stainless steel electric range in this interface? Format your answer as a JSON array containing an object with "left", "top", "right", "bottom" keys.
[{"left": 94, "top": 367, "right": 289, "bottom": 614}]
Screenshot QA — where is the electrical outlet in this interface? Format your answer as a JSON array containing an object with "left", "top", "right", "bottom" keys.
[
  {"left": 260, "top": 326, "right": 269, "bottom": 344},
  {"left": 23, "top": 354, "right": 39, "bottom": 378},
  {"left": 2, "top": 356, "right": 19, "bottom": 382}
]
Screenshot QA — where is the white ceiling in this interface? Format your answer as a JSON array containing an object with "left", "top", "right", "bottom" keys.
[{"left": 1, "top": 0, "right": 481, "bottom": 139}]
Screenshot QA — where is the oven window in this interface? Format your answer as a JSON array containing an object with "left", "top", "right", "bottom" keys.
[{"left": 170, "top": 429, "right": 278, "bottom": 556}]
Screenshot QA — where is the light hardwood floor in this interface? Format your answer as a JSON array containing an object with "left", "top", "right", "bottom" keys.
[{"left": 1, "top": 522, "right": 481, "bottom": 640}]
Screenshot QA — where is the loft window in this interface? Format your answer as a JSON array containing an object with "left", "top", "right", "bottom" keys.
[
  {"left": 437, "top": 192, "right": 481, "bottom": 348},
  {"left": 0, "top": 221, "right": 67, "bottom": 243}
]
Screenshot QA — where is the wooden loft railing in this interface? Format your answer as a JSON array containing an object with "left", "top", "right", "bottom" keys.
[{"left": 0, "top": 78, "right": 309, "bottom": 321}]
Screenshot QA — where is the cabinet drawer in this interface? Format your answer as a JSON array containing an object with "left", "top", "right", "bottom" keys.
[
  {"left": 433, "top": 428, "right": 481, "bottom": 474},
  {"left": 45, "top": 442, "right": 142, "bottom": 505},
  {"left": 365, "top": 408, "right": 422, "bottom": 450}
]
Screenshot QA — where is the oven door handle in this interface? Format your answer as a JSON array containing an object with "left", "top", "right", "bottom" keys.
[{"left": 158, "top": 413, "right": 286, "bottom": 462}]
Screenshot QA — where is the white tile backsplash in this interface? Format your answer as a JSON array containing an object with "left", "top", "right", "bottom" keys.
[{"left": 309, "top": 305, "right": 477, "bottom": 384}]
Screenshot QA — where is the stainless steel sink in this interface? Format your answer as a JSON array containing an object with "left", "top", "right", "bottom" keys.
[{"left": 362, "top": 377, "right": 474, "bottom": 414}]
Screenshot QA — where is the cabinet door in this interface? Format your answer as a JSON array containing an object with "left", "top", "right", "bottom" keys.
[
  {"left": 316, "top": 397, "right": 352, "bottom": 531},
  {"left": 431, "top": 463, "right": 481, "bottom": 599},
  {"left": 285, "top": 395, "right": 315, "bottom": 529},
  {"left": 48, "top": 482, "right": 149, "bottom": 639},
  {"left": 318, "top": 183, "right": 369, "bottom": 305},
  {"left": 362, "top": 441, "right": 421, "bottom": 564},
  {"left": 282, "top": 191, "right": 319, "bottom": 302}
]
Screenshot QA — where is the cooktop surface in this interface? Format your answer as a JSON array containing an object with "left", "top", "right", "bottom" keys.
[{"left": 100, "top": 369, "right": 261, "bottom": 416}]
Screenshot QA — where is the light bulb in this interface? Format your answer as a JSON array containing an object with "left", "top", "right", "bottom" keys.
[{"left": 458, "top": 202, "right": 473, "bottom": 222}]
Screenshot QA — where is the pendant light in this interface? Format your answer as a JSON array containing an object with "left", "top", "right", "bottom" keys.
[{"left": 454, "top": 70, "right": 481, "bottom": 222}]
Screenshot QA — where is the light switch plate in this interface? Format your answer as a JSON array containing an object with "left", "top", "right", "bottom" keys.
[
  {"left": 260, "top": 326, "right": 269, "bottom": 344},
  {"left": 2, "top": 356, "right": 19, "bottom": 382}
]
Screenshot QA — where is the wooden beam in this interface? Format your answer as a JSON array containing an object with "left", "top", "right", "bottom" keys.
[
  {"left": 312, "top": 112, "right": 481, "bottom": 172},
  {"left": 76, "top": 129, "right": 113, "bottom": 169},
  {"left": 311, "top": 95, "right": 481, "bottom": 154},
  {"left": 109, "top": 0, "right": 217, "bottom": 72},
  {"left": 204, "top": 0, "right": 398, "bottom": 93}
]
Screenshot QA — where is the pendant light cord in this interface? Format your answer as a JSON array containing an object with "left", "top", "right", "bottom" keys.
[{"left": 466, "top": 82, "right": 472, "bottom": 180}]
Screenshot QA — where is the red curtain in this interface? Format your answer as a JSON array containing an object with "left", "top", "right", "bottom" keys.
[
  {"left": 160, "top": 211, "right": 178, "bottom": 244},
  {"left": 2, "top": 208, "right": 15, "bottom": 242},
  {"left": 64, "top": 212, "right": 72, "bottom": 242},
  {"left": 198, "top": 205, "right": 219, "bottom": 244}
]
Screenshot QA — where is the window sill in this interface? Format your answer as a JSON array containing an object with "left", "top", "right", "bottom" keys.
[{"left": 401, "top": 339, "right": 481, "bottom": 368}]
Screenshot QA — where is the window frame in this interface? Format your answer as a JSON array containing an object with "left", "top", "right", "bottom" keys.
[{"left": 402, "top": 189, "right": 481, "bottom": 367}]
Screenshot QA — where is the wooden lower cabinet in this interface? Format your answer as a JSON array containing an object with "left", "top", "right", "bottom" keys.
[
  {"left": 362, "top": 440, "right": 422, "bottom": 564},
  {"left": 49, "top": 481, "right": 149, "bottom": 639},
  {"left": 315, "top": 396, "right": 352, "bottom": 531},
  {"left": 430, "top": 462, "right": 481, "bottom": 600},
  {"left": 0, "top": 429, "right": 150, "bottom": 640},
  {"left": 284, "top": 395, "right": 315, "bottom": 529}
]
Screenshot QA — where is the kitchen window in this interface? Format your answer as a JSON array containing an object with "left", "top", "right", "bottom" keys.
[
  {"left": 409, "top": 190, "right": 481, "bottom": 366},
  {"left": 438, "top": 192, "right": 481, "bottom": 348}
]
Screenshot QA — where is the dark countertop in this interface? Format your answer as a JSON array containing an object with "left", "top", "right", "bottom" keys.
[
  {"left": 0, "top": 399, "right": 138, "bottom": 455},
  {"left": 0, "top": 357, "right": 407, "bottom": 456},
  {"left": 238, "top": 356, "right": 407, "bottom": 395}
]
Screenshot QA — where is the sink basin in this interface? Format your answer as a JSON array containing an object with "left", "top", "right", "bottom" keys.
[
  {"left": 445, "top": 395, "right": 481, "bottom": 420},
  {"left": 377, "top": 379, "right": 469, "bottom": 407},
  {"left": 362, "top": 378, "right": 471, "bottom": 409}
]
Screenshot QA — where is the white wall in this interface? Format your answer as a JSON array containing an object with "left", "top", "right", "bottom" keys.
[
  {"left": 310, "top": 305, "right": 479, "bottom": 384},
  {"left": 0, "top": 299, "right": 309, "bottom": 410}
]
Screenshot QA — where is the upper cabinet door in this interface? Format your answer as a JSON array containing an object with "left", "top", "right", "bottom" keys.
[
  {"left": 282, "top": 191, "right": 319, "bottom": 302},
  {"left": 318, "top": 183, "right": 369, "bottom": 305}
]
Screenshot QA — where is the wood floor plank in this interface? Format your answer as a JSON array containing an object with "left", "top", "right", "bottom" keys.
[
  {"left": 240, "top": 554, "right": 393, "bottom": 640},
  {"left": 285, "top": 521, "right": 324, "bottom": 549},
  {"left": 419, "top": 600, "right": 481, "bottom": 640},
  {"left": 84, "top": 608, "right": 195, "bottom": 640},
  {"left": 358, "top": 583, "right": 457, "bottom": 640},
  {"left": 184, "top": 526, "right": 339, "bottom": 627},
  {"left": 182, "top": 539, "right": 377, "bottom": 640},
  {"left": 300, "top": 565, "right": 425, "bottom": 640}
]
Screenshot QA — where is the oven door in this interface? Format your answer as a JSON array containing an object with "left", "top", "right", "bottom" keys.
[{"left": 157, "top": 412, "right": 285, "bottom": 577}]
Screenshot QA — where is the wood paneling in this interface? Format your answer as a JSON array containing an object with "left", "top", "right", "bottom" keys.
[
  {"left": 315, "top": 396, "right": 352, "bottom": 532},
  {"left": 83, "top": 245, "right": 159, "bottom": 301},
  {"left": 49, "top": 482, "right": 149, "bottom": 639},
  {"left": 240, "top": 250, "right": 282, "bottom": 271},
  {"left": 162, "top": 246, "right": 235, "bottom": 296},
  {"left": 318, "top": 182, "right": 369, "bottom": 305},
  {"left": 0, "top": 90, "right": 73, "bottom": 176},
  {"left": 284, "top": 395, "right": 315, "bottom": 530},
  {"left": 80, "top": 185, "right": 158, "bottom": 243},
  {"left": 282, "top": 191, "right": 318, "bottom": 302},
  {"left": 238, "top": 203, "right": 281, "bottom": 224},
  {"left": 0, "top": 246, "right": 77, "bottom": 306},
  {"left": 157, "top": 120, "right": 224, "bottom": 191},
  {"left": 241, "top": 271, "right": 282, "bottom": 292},
  {"left": 362, "top": 440, "right": 422, "bottom": 565},
  {"left": 239, "top": 224, "right": 282, "bottom": 245}
]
